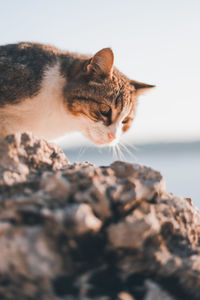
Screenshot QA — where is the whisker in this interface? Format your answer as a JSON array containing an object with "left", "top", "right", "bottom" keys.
[
  {"left": 119, "top": 141, "right": 137, "bottom": 161},
  {"left": 119, "top": 142, "right": 132, "bottom": 156},
  {"left": 117, "top": 143, "right": 126, "bottom": 161},
  {"left": 111, "top": 144, "right": 118, "bottom": 160},
  {"left": 108, "top": 144, "right": 114, "bottom": 160},
  {"left": 114, "top": 144, "right": 119, "bottom": 160},
  {"left": 122, "top": 140, "right": 139, "bottom": 152},
  {"left": 111, "top": 145, "right": 115, "bottom": 160},
  {"left": 77, "top": 146, "right": 86, "bottom": 161},
  {"left": 108, "top": 144, "right": 113, "bottom": 154}
]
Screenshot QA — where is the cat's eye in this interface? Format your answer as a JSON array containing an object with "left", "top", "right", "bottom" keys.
[
  {"left": 99, "top": 104, "right": 111, "bottom": 117},
  {"left": 122, "top": 117, "right": 129, "bottom": 124}
]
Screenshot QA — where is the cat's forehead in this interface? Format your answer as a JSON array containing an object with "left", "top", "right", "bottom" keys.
[{"left": 88, "top": 70, "right": 135, "bottom": 104}]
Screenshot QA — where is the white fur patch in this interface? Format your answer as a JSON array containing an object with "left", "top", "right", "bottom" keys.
[{"left": 0, "top": 63, "right": 81, "bottom": 139}]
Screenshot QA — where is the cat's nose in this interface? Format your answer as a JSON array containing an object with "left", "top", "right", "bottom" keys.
[{"left": 107, "top": 133, "right": 116, "bottom": 142}]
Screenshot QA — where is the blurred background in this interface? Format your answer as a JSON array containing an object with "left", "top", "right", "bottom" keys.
[{"left": 0, "top": 0, "right": 199, "bottom": 205}]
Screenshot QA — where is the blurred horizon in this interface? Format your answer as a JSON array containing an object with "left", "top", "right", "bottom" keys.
[
  {"left": 0, "top": 0, "right": 200, "bottom": 146},
  {"left": 63, "top": 140, "right": 200, "bottom": 205}
]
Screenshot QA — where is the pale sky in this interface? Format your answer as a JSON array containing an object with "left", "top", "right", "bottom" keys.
[{"left": 0, "top": 0, "right": 200, "bottom": 145}]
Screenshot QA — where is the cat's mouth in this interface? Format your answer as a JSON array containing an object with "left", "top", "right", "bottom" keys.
[{"left": 83, "top": 130, "right": 118, "bottom": 146}]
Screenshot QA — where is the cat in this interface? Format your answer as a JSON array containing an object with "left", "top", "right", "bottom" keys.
[{"left": 0, "top": 42, "right": 154, "bottom": 145}]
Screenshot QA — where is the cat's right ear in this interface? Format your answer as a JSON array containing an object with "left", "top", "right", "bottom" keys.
[
  {"left": 130, "top": 80, "right": 155, "bottom": 96},
  {"left": 86, "top": 48, "right": 114, "bottom": 78}
]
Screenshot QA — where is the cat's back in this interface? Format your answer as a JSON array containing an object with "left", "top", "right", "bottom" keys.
[{"left": 0, "top": 42, "right": 61, "bottom": 106}]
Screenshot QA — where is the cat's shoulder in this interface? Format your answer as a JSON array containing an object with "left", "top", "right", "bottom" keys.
[
  {"left": 0, "top": 42, "right": 64, "bottom": 106},
  {"left": 0, "top": 42, "right": 88, "bottom": 106}
]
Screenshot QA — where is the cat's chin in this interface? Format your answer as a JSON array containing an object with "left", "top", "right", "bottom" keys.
[{"left": 90, "top": 137, "right": 119, "bottom": 147}]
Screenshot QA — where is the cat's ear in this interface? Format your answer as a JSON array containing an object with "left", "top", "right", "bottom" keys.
[
  {"left": 86, "top": 48, "right": 114, "bottom": 77},
  {"left": 130, "top": 80, "right": 155, "bottom": 96}
]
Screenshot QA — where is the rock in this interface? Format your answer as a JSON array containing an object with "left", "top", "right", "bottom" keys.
[
  {"left": 0, "top": 132, "right": 69, "bottom": 186},
  {"left": 0, "top": 132, "right": 199, "bottom": 300}
]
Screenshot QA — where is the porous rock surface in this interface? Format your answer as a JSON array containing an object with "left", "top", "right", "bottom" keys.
[{"left": 0, "top": 133, "right": 200, "bottom": 300}]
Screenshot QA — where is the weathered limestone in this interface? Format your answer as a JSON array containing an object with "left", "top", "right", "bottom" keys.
[{"left": 0, "top": 133, "right": 199, "bottom": 300}]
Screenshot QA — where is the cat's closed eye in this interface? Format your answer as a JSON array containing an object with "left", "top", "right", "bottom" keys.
[
  {"left": 99, "top": 103, "right": 112, "bottom": 125},
  {"left": 122, "top": 117, "right": 131, "bottom": 124}
]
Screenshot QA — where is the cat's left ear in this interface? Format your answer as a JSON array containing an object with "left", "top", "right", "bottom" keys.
[
  {"left": 87, "top": 48, "right": 114, "bottom": 78},
  {"left": 130, "top": 80, "right": 155, "bottom": 96}
]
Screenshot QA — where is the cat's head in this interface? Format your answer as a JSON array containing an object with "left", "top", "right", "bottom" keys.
[{"left": 64, "top": 48, "right": 154, "bottom": 145}]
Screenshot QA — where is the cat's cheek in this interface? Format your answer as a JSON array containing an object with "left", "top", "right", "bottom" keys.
[
  {"left": 87, "top": 129, "right": 109, "bottom": 145},
  {"left": 79, "top": 119, "right": 102, "bottom": 144},
  {"left": 83, "top": 124, "right": 110, "bottom": 145},
  {"left": 115, "top": 124, "right": 123, "bottom": 140}
]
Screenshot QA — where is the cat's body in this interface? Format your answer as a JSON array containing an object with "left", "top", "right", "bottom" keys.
[{"left": 0, "top": 42, "right": 154, "bottom": 145}]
